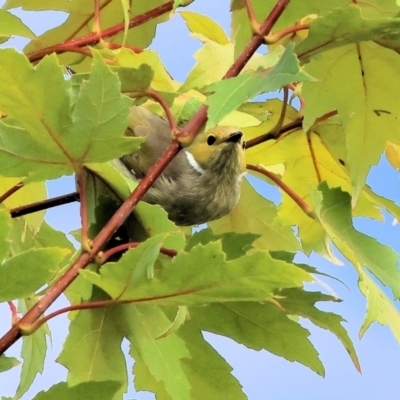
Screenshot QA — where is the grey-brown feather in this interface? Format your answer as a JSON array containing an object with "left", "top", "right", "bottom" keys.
[{"left": 121, "top": 106, "right": 243, "bottom": 226}]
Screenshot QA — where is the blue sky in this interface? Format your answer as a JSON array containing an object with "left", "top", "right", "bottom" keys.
[{"left": 1, "top": 1, "right": 400, "bottom": 399}]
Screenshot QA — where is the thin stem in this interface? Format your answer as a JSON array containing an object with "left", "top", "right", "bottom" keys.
[
  {"left": 7, "top": 301, "right": 19, "bottom": 325},
  {"left": 245, "top": 118, "right": 303, "bottom": 149},
  {"left": 10, "top": 192, "right": 80, "bottom": 219},
  {"left": 246, "top": 164, "right": 316, "bottom": 219},
  {"left": 27, "top": 1, "right": 175, "bottom": 63},
  {"left": 265, "top": 23, "right": 309, "bottom": 44},
  {"left": 141, "top": 89, "right": 179, "bottom": 134},
  {"left": 270, "top": 86, "right": 289, "bottom": 136},
  {"left": 307, "top": 131, "right": 321, "bottom": 183},
  {"left": 107, "top": 42, "right": 142, "bottom": 53},
  {"left": 0, "top": 182, "right": 23, "bottom": 204},
  {"left": 101, "top": 242, "right": 177, "bottom": 263},
  {"left": 28, "top": 299, "right": 126, "bottom": 333},
  {"left": 76, "top": 172, "right": 89, "bottom": 245},
  {"left": 244, "top": 0, "right": 261, "bottom": 33},
  {"left": 93, "top": 0, "right": 102, "bottom": 34},
  {"left": 310, "top": 109, "right": 338, "bottom": 128}
]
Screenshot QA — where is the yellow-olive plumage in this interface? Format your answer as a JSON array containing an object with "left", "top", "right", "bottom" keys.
[{"left": 121, "top": 106, "right": 246, "bottom": 226}]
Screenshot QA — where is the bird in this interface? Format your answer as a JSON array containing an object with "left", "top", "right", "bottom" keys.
[{"left": 121, "top": 106, "right": 246, "bottom": 226}]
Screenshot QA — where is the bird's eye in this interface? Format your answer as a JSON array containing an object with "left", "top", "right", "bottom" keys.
[
  {"left": 242, "top": 141, "right": 246, "bottom": 149},
  {"left": 207, "top": 135, "right": 216, "bottom": 146}
]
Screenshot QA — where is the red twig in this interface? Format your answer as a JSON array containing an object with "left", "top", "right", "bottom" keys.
[
  {"left": 0, "top": 0, "right": 292, "bottom": 355},
  {"left": 101, "top": 242, "right": 177, "bottom": 263},
  {"left": 0, "top": 182, "right": 23, "bottom": 204},
  {"left": 246, "top": 164, "right": 316, "bottom": 219},
  {"left": 107, "top": 42, "right": 142, "bottom": 53},
  {"left": 139, "top": 89, "right": 179, "bottom": 134},
  {"left": 244, "top": 0, "right": 261, "bottom": 33},
  {"left": 27, "top": 1, "right": 175, "bottom": 63},
  {"left": 7, "top": 301, "right": 19, "bottom": 325},
  {"left": 265, "top": 23, "right": 309, "bottom": 44}
]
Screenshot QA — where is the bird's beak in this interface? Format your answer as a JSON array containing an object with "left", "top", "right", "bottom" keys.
[{"left": 226, "top": 131, "right": 243, "bottom": 143}]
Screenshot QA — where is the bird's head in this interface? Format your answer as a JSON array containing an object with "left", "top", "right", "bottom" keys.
[{"left": 184, "top": 126, "right": 246, "bottom": 176}]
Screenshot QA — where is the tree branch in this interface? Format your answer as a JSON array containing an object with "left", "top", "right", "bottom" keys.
[
  {"left": 27, "top": 1, "right": 175, "bottom": 63},
  {"left": 10, "top": 192, "right": 80, "bottom": 219}
]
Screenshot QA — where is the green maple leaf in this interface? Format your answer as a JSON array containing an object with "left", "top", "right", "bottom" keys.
[
  {"left": 0, "top": 50, "right": 141, "bottom": 182},
  {"left": 205, "top": 44, "right": 314, "bottom": 129}
]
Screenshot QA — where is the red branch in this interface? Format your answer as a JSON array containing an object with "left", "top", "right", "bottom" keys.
[
  {"left": 27, "top": 1, "right": 175, "bottom": 63},
  {"left": 246, "top": 164, "right": 316, "bottom": 219},
  {"left": 0, "top": 0, "right": 292, "bottom": 355}
]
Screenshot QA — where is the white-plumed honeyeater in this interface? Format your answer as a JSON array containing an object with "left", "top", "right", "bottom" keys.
[{"left": 121, "top": 106, "right": 246, "bottom": 226}]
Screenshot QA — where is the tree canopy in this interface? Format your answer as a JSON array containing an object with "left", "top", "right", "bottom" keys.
[{"left": 0, "top": 1, "right": 399, "bottom": 399}]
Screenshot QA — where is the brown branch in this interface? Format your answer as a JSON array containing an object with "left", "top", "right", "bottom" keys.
[
  {"left": 10, "top": 192, "right": 80, "bottom": 219},
  {"left": 0, "top": 182, "right": 23, "bottom": 204},
  {"left": 246, "top": 118, "right": 303, "bottom": 149},
  {"left": 27, "top": 1, "right": 175, "bottom": 63},
  {"left": 101, "top": 242, "right": 177, "bottom": 263},
  {"left": 0, "top": 0, "right": 292, "bottom": 355},
  {"left": 246, "top": 164, "right": 316, "bottom": 219}
]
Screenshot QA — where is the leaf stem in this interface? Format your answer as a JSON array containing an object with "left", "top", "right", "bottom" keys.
[
  {"left": 243, "top": 0, "right": 261, "bottom": 34},
  {"left": 265, "top": 23, "right": 309, "bottom": 44},
  {"left": 246, "top": 163, "right": 316, "bottom": 219},
  {"left": 101, "top": 242, "right": 177, "bottom": 263},
  {"left": 0, "top": 182, "right": 23, "bottom": 204},
  {"left": 139, "top": 89, "right": 179, "bottom": 134},
  {"left": 245, "top": 118, "right": 303, "bottom": 149},
  {"left": 76, "top": 172, "right": 89, "bottom": 246},
  {"left": 307, "top": 132, "right": 321, "bottom": 183}
]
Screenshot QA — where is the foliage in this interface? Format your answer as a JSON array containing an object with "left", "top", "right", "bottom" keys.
[{"left": 0, "top": 0, "right": 399, "bottom": 399}]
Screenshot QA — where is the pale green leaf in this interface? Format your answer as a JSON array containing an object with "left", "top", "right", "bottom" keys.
[
  {"left": 191, "top": 301, "right": 325, "bottom": 375},
  {"left": 33, "top": 381, "right": 122, "bottom": 400},
  {"left": 57, "top": 307, "right": 127, "bottom": 398},
  {"left": 0, "top": 9, "right": 35, "bottom": 43},
  {"left": 205, "top": 44, "right": 314, "bottom": 129},
  {"left": 16, "top": 298, "right": 50, "bottom": 398},
  {"left": 180, "top": 11, "right": 229, "bottom": 45},
  {"left": 0, "top": 355, "right": 20, "bottom": 372},
  {"left": 0, "top": 248, "right": 69, "bottom": 302},
  {"left": 82, "top": 240, "right": 313, "bottom": 305}
]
